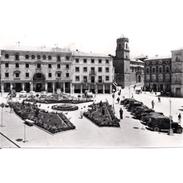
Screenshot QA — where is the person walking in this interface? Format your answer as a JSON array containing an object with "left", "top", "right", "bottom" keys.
[
  {"left": 178, "top": 113, "right": 181, "bottom": 124},
  {"left": 117, "top": 97, "right": 120, "bottom": 104},
  {"left": 151, "top": 100, "right": 155, "bottom": 109},
  {"left": 119, "top": 108, "right": 123, "bottom": 120},
  {"left": 80, "top": 108, "right": 83, "bottom": 119},
  {"left": 158, "top": 96, "right": 161, "bottom": 102}
]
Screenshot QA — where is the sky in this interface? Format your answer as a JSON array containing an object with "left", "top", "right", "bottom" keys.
[{"left": 0, "top": 0, "right": 183, "bottom": 58}]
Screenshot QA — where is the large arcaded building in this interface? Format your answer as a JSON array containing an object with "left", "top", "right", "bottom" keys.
[{"left": 0, "top": 48, "right": 114, "bottom": 94}]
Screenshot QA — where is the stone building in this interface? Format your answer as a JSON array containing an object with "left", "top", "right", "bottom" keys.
[
  {"left": 0, "top": 48, "right": 114, "bottom": 94},
  {"left": 144, "top": 57, "right": 171, "bottom": 92},
  {"left": 113, "top": 37, "right": 144, "bottom": 88},
  {"left": 72, "top": 51, "right": 114, "bottom": 94},
  {"left": 0, "top": 48, "right": 73, "bottom": 93},
  {"left": 130, "top": 58, "right": 144, "bottom": 86},
  {"left": 171, "top": 49, "right": 183, "bottom": 97}
]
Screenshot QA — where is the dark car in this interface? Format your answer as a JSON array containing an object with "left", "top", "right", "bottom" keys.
[
  {"left": 121, "top": 98, "right": 136, "bottom": 106},
  {"left": 147, "top": 116, "right": 183, "bottom": 134},
  {"left": 141, "top": 112, "right": 164, "bottom": 124},
  {"left": 126, "top": 101, "right": 143, "bottom": 112},
  {"left": 134, "top": 108, "right": 154, "bottom": 119}
]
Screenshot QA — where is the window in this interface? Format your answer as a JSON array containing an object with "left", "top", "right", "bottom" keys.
[
  {"left": 66, "top": 56, "right": 70, "bottom": 60},
  {"left": 166, "top": 67, "right": 169, "bottom": 73},
  {"left": 83, "top": 67, "right": 87, "bottom": 72},
  {"left": 31, "top": 55, "right": 35, "bottom": 59},
  {"left": 37, "top": 55, "right": 41, "bottom": 59},
  {"left": 98, "top": 67, "right": 102, "bottom": 72},
  {"left": 98, "top": 59, "right": 102, "bottom": 63},
  {"left": 15, "top": 54, "right": 19, "bottom": 60},
  {"left": 98, "top": 76, "right": 102, "bottom": 83},
  {"left": 37, "top": 63, "right": 41, "bottom": 68},
  {"left": 48, "top": 64, "right": 52, "bottom": 68},
  {"left": 57, "top": 55, "right": 61, "bottom": 61},
  {"left": 5, "top": 63, "right": 9, "bottom": 68},
  {"left": 66, "top": 64, "right": 69, "bottom": 69},
  {"left": 15, "top": 73, "right": 20, "bottom": 78},
  {"left": 75, "top": 58, "right": 79, "bottom": 63},
  {"left": 91, "top": 67, "right": 95, "bottom": 71},
  {"left": 91, "top": 59, "right": 95, "bottom": 63},
  {"left": 15, "top": 63, "right": 19, "bottom": 68},
  {"left": 105, "top": 67, "right": 109, "bottom": 72},
  {"left": 57, "top": 64, "right": 60, "bottom": 69},
  {"left": 5, "top": 73, "right": 9, "bottom": 78},
  {"left": 75, "top": 76, "right": 80, "bottom": 81},
  {"left": 66, "top": 73, "right": 69, "bottom": 77},
  {"left": 48, "top": 55, "right": 52, "bottom": 60},
  {"left": 43, "top": 55, "right": 46, "bottom": 60},
  {"left": 75, "top": 67, "right": 80, "bottom": 72},
  {"left": 25, "top": 55, "right": 29, "bottom": 59},
  {"left": 146, "top": 68, "right": 149, "bottom": 74},
  {"left": 83, "top": 76, "right": 87, "bottom": 82},
  {"left": 25, "top": 63, "right": 29, "bottom": 68},
  {"left": 106, "top": 59, "right": 109, "bottom": 64},
  {"left": 83, "top": 59, "right": 87, "bottom": 63},
  {"left": 26, "top": 73, "right": 29, "bottom": 78},
  {"left": 106, "top": 76, "right": 109, "bottom": 81},
  {"left": 159, "top": 67, "right": 162, "bottom": 73},
  {"left": 152, "top": 67, "right": 155, "bottom": 73},
  {"left": 5, "top": 54, "right": 9, "bottom": 59},
  {"left": 48, "top": 73, "right": 52, "bottom": 78},
  {"left": 57, "top": 73, "right": 61, "bottom": 77}
]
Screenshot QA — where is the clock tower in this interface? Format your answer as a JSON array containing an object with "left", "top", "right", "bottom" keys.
[{"left": 113, "top": 36, "right": 131, "bottom": 88}]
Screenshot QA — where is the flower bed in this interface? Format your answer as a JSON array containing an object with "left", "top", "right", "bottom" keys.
[
  {"left": 83, "top": 102, "right": 120, "bottom": 127},
  {"left": 52, "top": 104, "right": 78, "bottom": 111},
  {"left": 10, "top": 102, "right": 76, "bottom": 134}
]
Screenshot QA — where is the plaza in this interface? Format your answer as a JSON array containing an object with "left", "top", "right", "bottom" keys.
[{"left": 1, "top": 87, "right": 183, "bottom": 148}]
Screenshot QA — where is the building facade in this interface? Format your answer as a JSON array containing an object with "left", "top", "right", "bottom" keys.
[
  {"left": 0, "top": 48, "right": 114, "bottom": 94},
  {"left": 144, "top": 57, "right": 171, "bottom": 93},
  {"left": 113, "top": 37, "right": 131, "bottom": 88},
  {"left": 113, "top": 37, "right": 144, "bottom": 88},
  {"left": 130, "top": 59, "right": 144, "bottom": 86},
  {"left": 72, "top": 51, "right": 114, "bottom": 94},
  {"left": 171, "top": 49, "right": 183, "bottom": 97}
]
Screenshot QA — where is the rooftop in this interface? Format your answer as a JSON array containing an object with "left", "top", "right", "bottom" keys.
[{"left": 72, "top": 50, "right": 110, "bottom": 58}]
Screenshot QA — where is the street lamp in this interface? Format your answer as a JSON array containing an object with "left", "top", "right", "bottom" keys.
[
  {"left": 0, "top": 103, "right": 5, "bottom": 127},
  {"left": 168, "top": 99, "right": 173, "bottom": 135},
  {"left": 23, "top": 123, "right": 28, "bottom": 143}
]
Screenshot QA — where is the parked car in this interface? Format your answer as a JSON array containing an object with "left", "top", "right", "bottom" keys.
[
  {"left": 147, "top": 116, "right": 183, "bottom": 134},
  {"left": 141, "top": 112, "right": 164, "bottom": 124},
  {"left": 134, "top": 108, "right": 154, "bottom": 119},
  {"left": 120, "top": 98, "right": 136, "bottom": 106},
  {"left": 126, "top": 101, "right": 143, "bottom": 112}
]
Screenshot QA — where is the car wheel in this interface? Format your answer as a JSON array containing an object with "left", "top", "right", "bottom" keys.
[
  {"left": 176, "top": 128, "right": 182, "bottom": 134},
  {"left": 153, "top": 127, "right": 160, "bottom": 132}
]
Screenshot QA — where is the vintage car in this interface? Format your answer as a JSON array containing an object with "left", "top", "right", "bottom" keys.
[
  {"left": 126, "top": 101, "right": 143, "bottom": 112},
  {"left": 134, "top": 108, "right": 154, "bottom": 119},
  {"left": 141, "top": 112, "right": 164, "bottom": 124},
  {"left": 147, "top": 116, "right": 183, "bottom": 134}
]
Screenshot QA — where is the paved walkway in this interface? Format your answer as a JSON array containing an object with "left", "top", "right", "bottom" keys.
[{"left": 0, "top": 89, "right": 183, "bottom": 148}]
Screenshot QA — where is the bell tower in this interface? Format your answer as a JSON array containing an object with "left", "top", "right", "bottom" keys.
[{"left": 113, "top": 36, "right": 131, "bottom": 88}]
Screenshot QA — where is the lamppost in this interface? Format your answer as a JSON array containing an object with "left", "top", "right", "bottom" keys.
[
  {"left": 23, "top": 123, "right": 28, "bottom": 143},
  {"left": 0, "top": 103, "right": 5, "bottom": 127},
  {"left": 168, "top": 98, "right": 173, "bottom": 135}
]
